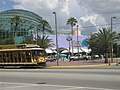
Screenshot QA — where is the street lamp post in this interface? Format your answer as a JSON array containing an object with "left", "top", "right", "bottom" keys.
[
  {"left": 111, "top": 17, "right": 116, "bottom": 63},
  {"left": 116, "top": 42, "right": 119, "bottom": 65},
  {"left": 53, "top": 12, "right": 59, "bottom": 66},
  {"left": 77, "top": 25, "right": 80, "bottom": 58}
]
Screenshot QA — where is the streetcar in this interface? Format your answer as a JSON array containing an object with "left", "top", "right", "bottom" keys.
[{"left": 0, "top": 44, "right": 46, "bottom": 68}]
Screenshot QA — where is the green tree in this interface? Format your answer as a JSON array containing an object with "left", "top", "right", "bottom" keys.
[
  {"left": 67, "top": 17, "right": 78, "bottom": 35},
  {"left": 20, "top": 38, "right": 36, "bottom": 44},
  {"left": 67, "top": 17, "right": 77, "bottom": 55},
  {"left": 0, "top": 38, "right": 14, "bottom": 45},
  {"left": 87, "top": 34, "right": 99, "bottom": 55},
  {"left": 37, "top": 19, "right": 53, "bottom": 37},
  {"left": 41, "top": 19, "right": 49, "bottom": 36},
  {"left": 37, "top": 36, "right": 54, "bottom": 49},
  {"left": 113, "top": 33, "right": 120, "bottom": 57},
  {"left": 11, "top": 15, "right": 22, "bottom": 38},
  {"left": 88, "top": 27, "right": 119, "bottom": 63},
  {"left": 117, "top": 33, "right": 120, "bottom": 42}
]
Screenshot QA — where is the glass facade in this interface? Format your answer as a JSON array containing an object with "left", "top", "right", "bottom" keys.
[{"left": 0, "top": 9, "right": 54, "bottom": 39}]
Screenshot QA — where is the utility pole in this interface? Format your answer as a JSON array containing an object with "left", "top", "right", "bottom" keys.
[
  {"left": 53, "top": 12, "right": 59, "bottom": 66},
  {"left": 111, "top": 17, "right": 116, "bottom": 63},
  {"left": 77, "top": 25, "right": 80, "bottom": 58}
]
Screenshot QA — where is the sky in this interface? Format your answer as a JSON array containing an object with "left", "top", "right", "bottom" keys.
[{"left": 0, "top": 0, "right": 120, "bottom": 35}]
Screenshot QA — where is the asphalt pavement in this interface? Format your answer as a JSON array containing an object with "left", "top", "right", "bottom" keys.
[
  {"left": 0, "top": 59, "right": 120, "bottom": 90},
  {"left": 0, "top": 68, "right": 120, "bottom": 90}
]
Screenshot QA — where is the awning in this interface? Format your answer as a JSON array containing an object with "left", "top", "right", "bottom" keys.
[
  {"left": 70, "top": 48, "right": 91, "bottom": 53},
  {"left": 61, "top": 50, "right": 69, "bottom": 53},
  {"left": 81, "top": 48, "right": 91, "bottom": 53},
  {"left": 45, "top": 48, "right": 57, "bottom": 53},
  {"left": 70, "top": 48, "right": 83, "bottom": 53}
]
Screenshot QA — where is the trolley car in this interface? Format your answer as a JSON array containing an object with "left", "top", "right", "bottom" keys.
[{"left": 0, "top": 44, "right": 46, "bottom": 68}]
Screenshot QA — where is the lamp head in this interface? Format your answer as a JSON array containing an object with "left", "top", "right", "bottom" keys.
[
  {"left": 112, "top": 17, "right": 116, "bottom": 19},
  {"left": 53, "top": 12, "right": 56, "bottom": 14}
]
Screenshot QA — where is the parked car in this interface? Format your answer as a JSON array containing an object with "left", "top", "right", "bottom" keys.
[
  {"left": 46, "top": 55, "right": 56, "bottom": 62},
  {"left": 94, "top": 55, "right": 99, "bottom": 59},
  {"left": 91, "top": 55, "right": 99, "bottom": 60},
  {"left": 70, "top": 54, "right": 90, "bottom": 61}
]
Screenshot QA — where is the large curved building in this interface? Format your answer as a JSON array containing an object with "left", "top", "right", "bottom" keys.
[{"left": 0, "top": 9, "right": 54, "bottom": 39}]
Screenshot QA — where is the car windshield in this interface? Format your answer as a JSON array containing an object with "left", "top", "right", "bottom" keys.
[{"left": 75, "top": 54, "right": 82, "bottom": 56}]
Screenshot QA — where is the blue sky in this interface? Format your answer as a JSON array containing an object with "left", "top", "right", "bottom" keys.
[{"left": 0, "top": 0, "right": 14, "bottom": 12}]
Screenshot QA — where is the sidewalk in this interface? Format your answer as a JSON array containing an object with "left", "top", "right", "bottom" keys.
[{"left": 46, "top": 59, "right": 114, "bottom": 69}]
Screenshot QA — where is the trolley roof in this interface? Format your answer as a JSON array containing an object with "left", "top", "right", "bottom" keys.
[{"left": 0, "top": 48, "right": 44, "bottom": 52}]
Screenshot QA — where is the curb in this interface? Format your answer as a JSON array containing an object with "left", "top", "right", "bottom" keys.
[{"left": 46, "top": 63, "right": 116, "bottom": 69}]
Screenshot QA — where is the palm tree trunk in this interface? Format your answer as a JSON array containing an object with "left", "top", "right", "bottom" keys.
[
  {"left": 105, "top": 53, "right": 108, "bottom": 63},
  {"left": 71, "top": 26, "right": 74, "bottom": 55},
  {"left": 43, "top": 24, "right": 45, "bottom": 36}
]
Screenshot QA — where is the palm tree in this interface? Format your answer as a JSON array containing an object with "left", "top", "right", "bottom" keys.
[
  {"left": 88, "top": 27, "right": 119, "bottom": 63},
  {"left": 67, "top": 17, "right": 78, "bottom": 35},
  {"left": 11, "top": 15, "right": 22, "bottom": 39},
  {"left": 67, "top": 17, "right": 78, "bottom": 55},
  {"left": 20, "top": 38, "right": 36, "bottom": 44},
  {"left": 0, "top": 38, "right": 14, "bottom": 45},
  {"left": 87, "top": 34, "right": 99, "bottom": 58},
  {"left": 37, "top": 19, "right": 53, "bottom": 37},
  {"left": 41, "top": 19, "right": 49, "bottom": 36},
  {"left": 37, "top": 36, "right": 54, "bottom": 49},
  {"left": 116, "top": 32, "right": 120, "bottom": 41}
]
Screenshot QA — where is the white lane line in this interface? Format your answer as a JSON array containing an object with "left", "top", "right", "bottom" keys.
[
  {"left": 0, "top": 85, "right": 34, "bottom": 90},
  {"left": 41, "top": 84, "right": 118, "bottom": 90},
  {"left": 0, "top": 82, "right": 38, "bottom": 90},
  {"left": 59, "top": 87, "right": 115, "bottom": 90},
  {"left": 59, "top": 87, "right": 85, "bottom": 90},
  {"left": 0, "top": 82, "right": 118, "bottom": 90}
]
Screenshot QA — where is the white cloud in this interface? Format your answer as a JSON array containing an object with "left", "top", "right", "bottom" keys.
[
  {"left": 8, "top": 0, "right": 120, "bottom": 34},
  {"left": 76, "top": 0, "right": 120, "bottom": 33},
  {"left": 77, "top": 0, "right": 120, "bottom": 14},
  {"left": 44, "top": 0, "right": 58, "bottom": 10},
  {"left": 80, "top": 14, "right": 107, "bottom": 27},
  {"left": 11, "top": 0, "right": 70, "bottom": 30}
]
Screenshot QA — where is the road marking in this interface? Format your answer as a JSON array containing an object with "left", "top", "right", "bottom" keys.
[
  {"left": 46, "top": 64, "right": 108, "bottom": 69},
  {"left": 40, "top": 84, "right": 118, "bottom": 90},
  {"left": 0, "top": 82, "right": 118, "bottom": 90},
  {"left": 47, "top": 63, "right": 117, "bottom": 69},
  {"left": 59, "top": 87, "right": 85, "bottom": 90},
  {"left": 59, "top": 87, "right": 115, "bottom": 90},
  {"left": 0, "top": 82, "right": 39, "bottom": 89},
  {"left": 0, "top": 85, "right": 34, "bottom": 89}
]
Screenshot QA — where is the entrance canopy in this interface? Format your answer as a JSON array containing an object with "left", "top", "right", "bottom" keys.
[
  {"left": 45, "top": 48, "right": 57, "bottom": 53},
  {"left": 61, "top": 48, "right": 91, "bottom": 53}
]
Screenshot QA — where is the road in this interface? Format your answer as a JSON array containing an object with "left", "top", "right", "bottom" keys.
[{"left": 0, "top": 66, "right": 120, "bottom": 90}]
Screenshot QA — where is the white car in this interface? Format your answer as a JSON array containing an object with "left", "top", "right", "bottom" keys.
[
  {"left": 70, "top": 54, "right": 90, "bottom": 61},
  {"left": 46, "top": 55, "right": 56, "bottom": 62}
]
